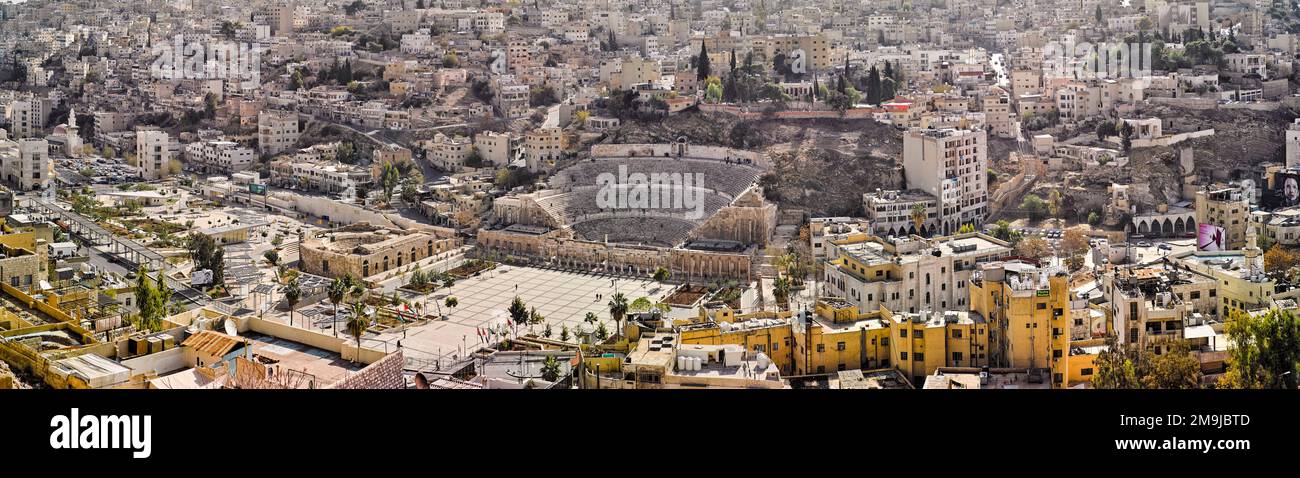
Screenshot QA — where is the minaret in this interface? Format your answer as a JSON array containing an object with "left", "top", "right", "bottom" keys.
[
  {"left": 66, "top": 106, "right": 82, "bottom": 158},
  {"left": 1244, "top": 224, "right": 1262, "bottom": 276}
]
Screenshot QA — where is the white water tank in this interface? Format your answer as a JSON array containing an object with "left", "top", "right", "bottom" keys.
[
  {"left": 678, "top": 355, "right": 687, "bottom": 371},
  {"left": 756, "top": 352, "right": 771, "bottom": 369}
]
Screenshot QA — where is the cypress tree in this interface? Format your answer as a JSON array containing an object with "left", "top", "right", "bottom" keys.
[{"left": 697, "top": 41, "right": 711, "bottom": 81}]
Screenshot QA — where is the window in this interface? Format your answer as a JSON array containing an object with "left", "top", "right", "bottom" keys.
[
  {"left": 900, "top": 352, "right": 908, "bottom": 361},
  {"left": 913, "top": 352, "right": 924, "bottom": 361},
  {"left": 1081, "top": 368, "right": 1094, "bottom": 376},
  {"left": 952, "top": 351, "right": 963, "bottom": 362},
  {"left": 900, "top": 329, "right": 908, "bottom": 338},
  {"left": 836, "top": 342, "right": 846, "bottom": 351},
  {"left": 952, "top": 329, "right": 963, "bottom": 338},
  {"left": 1036, "top": 303, "right": 1046, "bottom": 309},
  {"left": 816, "top": 344, "right": 825, "bottom": 352}
]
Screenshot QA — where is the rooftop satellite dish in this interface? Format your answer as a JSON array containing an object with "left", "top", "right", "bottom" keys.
[{"left": 224, "top": 318, "right": 238, "bottom": 337}]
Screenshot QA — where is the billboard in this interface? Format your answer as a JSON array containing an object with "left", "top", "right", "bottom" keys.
[
  {"left": 1262, "top": 171, "right": 1300, "bottom": 209},
  {"left": 1197, "top": 223, "right": 1226, "bottom": 252}
]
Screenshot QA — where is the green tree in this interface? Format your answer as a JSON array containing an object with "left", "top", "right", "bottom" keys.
[
  {"left": 380, "top": 161, "right": 400, "bottom": 203},
  {"left": 772, "top": 276, "right": 791, "bottom": 310},
  {"left": 541, "top": 355, "right": 562, "bottom": 382},
  {"left": 444, "top": 296, "right": 459, "bottom": 310},
  {"left": 346, "top": 302, "right": 369, "bottom": 361},
  {"left": 630, "top": 296, "right": 653, "bottom": 313},
  {"left": 910, "top": 203, "right": 928, "bottom": 234},
  {"left": 1219, "top": 309, "right": 1300, "bottom": 389},
  {"left": 509, "top": 296, "right": 529, "bottom": 326},
  {"left": 1091, "top": 339, "right": 1149, "bottom": 389},
  {"left": 652, "top": 266, "right": 671, "bottom": 281},
  {"left": 865, "top": 64, "right": 882, "bottom": 105},
  {"left": 284, "top": 277, "right": 301, "bottom": 327},
  {"left": 328, "top": 278, "right": 347, "bottom": 337},
  {"left": 696, "top": 41, "right": 711, "bottom": 80},
  {"left": 263, "top": 250, "right": 279, "bottom": 265},
  {"left": 607, "top": 292, "right": 629, "bottom": 340},
  {"left": 1094, "top": 339, "right": 1203, "bottom": 389},
  {"left": 135, "top": 265, "right": 166, "bottom": 332},
  {"left": 1147, "top": 341, "right": 1203, "bottom": 389},
  {"left": 1021, "top": 194, "right": 1048, "bottom": 220},
  {"left": 187, "top": 233, "right": 225, "bottom": 286}
]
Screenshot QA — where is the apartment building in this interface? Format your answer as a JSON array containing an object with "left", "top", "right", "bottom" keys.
[
  {"left": 902, "top": 128, "right": 989, "bottom": 235},
  {"left": 136, "top": 130, "right": 172, "bottom": 181},
  {"left": 821, "top": 233, "right": 1011, "bottom": 315},
  {"left": 185, "top": 140, "right": 256, "bottom": 175},
  {"left": 523, "top": 127, "right": 563, "bottom": 172},
  {"left": 863, "top": 189, "right": 940, "bottom": 237},
  {"left": 474, "top": 131, "right": 516, "bottom": 167},
  {"left": 1195, "top": 186, "right": 1250, "bottom": 250},
  {"left": 258, "top": 110, "right": 300, "bottom": 155},
  {"left": 0, "top": 135, "right": 51, "bottom": 191},
  {"left": 968, "top": 261, "right": 1072, "bottom": 387}
]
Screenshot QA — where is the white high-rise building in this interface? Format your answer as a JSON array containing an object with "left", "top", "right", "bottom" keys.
[
  {"left": 902, "top": 128, "right": 989, "bottom": 235},
  {"left": 4, "top": 96, "right": 49, "bottom": 139},
  {"left": 0, "top": 136, "right": 51, "bottom": 191},
  {"left": 137, "top": 130, "right": 172, "bottom": 180}
]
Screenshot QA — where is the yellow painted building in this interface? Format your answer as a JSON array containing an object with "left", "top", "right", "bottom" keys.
[
  {"left": 678, "top": 305, "right": 796, "bottom": 374},
  {"left": 885, "top": 307, "right": 990, "bottom": 385},
  {"left": 788, "top": 299, "right": 892, "bottom": 376},
  {"left": 969, "top": 261, "right": 1071, "bottom": 387}
]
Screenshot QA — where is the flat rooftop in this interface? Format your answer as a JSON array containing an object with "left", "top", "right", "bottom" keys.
[{"left": 242, "top": 332, "right": 364, "bottom": 387}]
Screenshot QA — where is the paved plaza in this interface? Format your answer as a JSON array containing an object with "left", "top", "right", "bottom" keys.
[{"left": 366, "top": 265, "right": 673, "bottom": 362}]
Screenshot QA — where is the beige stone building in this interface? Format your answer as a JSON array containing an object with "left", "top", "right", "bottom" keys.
[{"left": 299, "top": 223, "right": 460, "bottom": 280}]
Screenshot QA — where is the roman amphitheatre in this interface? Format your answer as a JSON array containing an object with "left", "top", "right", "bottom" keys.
[{"left": 478, "top": 139, "right": 778, "bottom": 282}]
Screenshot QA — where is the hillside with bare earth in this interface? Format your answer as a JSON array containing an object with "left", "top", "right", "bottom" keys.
[
  {"left": 600, "top": 111, "right": 912, "bottom": 216},
  {"left": 1115, "top": 105, "right": 1294, "bottom": 208}
]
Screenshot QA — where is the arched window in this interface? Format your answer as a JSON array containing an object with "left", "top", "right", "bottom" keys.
[
  {"left": 397, "top": 252, "right": 403, "bottom": 267},
  {"left": 383, "top": 256, "right": 390, "bottom": 271},
  {"left": 428, "top": 240, "right": 434, "bottom": 257},
  {"left": 363, "top": 260, "right": 369, "bottom": 277}
]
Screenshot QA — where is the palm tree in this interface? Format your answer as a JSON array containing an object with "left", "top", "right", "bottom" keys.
[
  {"left": 284, "top": 277, "right": 301, "bottom": 327},
  {"left": 346, "top": 302, "right": 369, "bottom": 362},
  {"left": 584, "top": 311, "right": 598, "bottom": 324},
  {"left": 772, "top": 276, "right": 791, "bottom": 310},
  {"left": 607, "top": 293, "right": 628, "bottom": 340},
  {"left": 327, "top": 278, "right": 347, "bottom": 336},
  {"left": 910, "top": 203, "right": 927, "bottom": 235}
]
